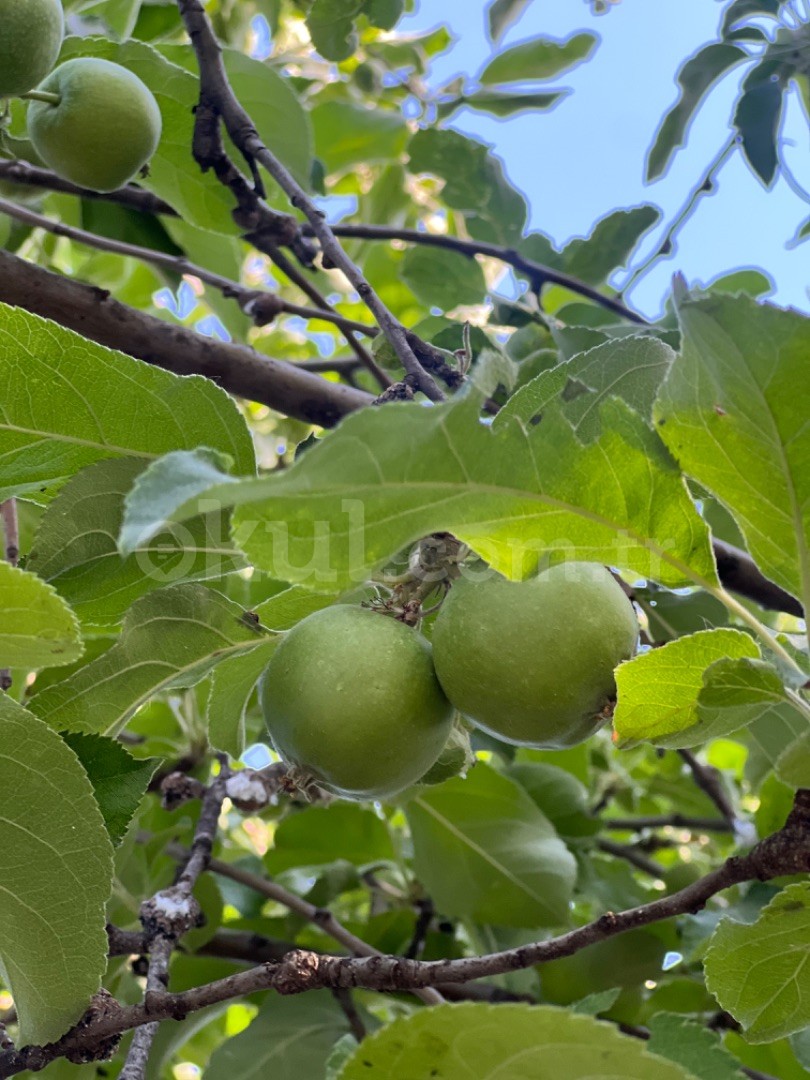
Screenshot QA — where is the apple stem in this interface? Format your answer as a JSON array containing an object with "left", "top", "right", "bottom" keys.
[{"left": 19, "top": 90, "right": 61, "bottom": 106}]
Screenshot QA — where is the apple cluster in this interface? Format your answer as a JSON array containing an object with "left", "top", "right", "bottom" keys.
[
  {"left": 260, "top": 562, "right": 639, "bottom": 800},
  {"left": 0, "top": 0, "right": 162, "bottom": 192}
]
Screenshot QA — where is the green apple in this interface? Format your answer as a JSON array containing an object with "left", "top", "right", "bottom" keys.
[
  {"left": 27, "top": 57, "right": 162, "bottom": 192},
  {"left": 260, "top": 605, "right": 454, "bottom": 799},
  {"left": 432, "top": 561, "right": 639, "bottom": 748},
  {"left": 0, "top": 0, "right": 64, "bottom": 98}
]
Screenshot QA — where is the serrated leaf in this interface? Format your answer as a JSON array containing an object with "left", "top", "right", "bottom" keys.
[
  {"left": 0, "top": 303, "right": 254, "bottom": 503},
  {"left": 265, "top": 803, "right": 395, "bottom": 873},
  {"left": 614, "top": 628, "right": 761, "bottom": 747},
  {"left": 28, "top": 458, "right": 244, "bottom": 627},
  {"left": 208, "top": 991, "right": 353, "bottom": 1080},
  {"left": 646, "top": 44, "right": 748, "bottom": 180},
  {"left": 745, "top": 701, "right": 809, "bottom": 786},
  {"left": 338, "top": 1003, "right": 699, "bottom": 1079},
  {"left": 121, "top": 372, "right": 716, "bottom": 593},
  {"left": 208, "top": 585, "right": 337, "bottom": 755},
  {"left": 0, "top": 563, "right": 83, "bottom": 670},
  {"left": 656, "top": 293, "right": 810, "bottom": 614},
  {"left": 705, "top": 883, "right": 810, "bottom": 1042},
  {"left": 401, "top": 245, "right": 487, "bottom": 309},
  {"left": 29, "top": 585, "right": 268, "bottom": 736},
  {"left": 497, "top": 335, "right": 674, "bottom": 437},
  {"left": 405, "top": 763, "right": 576, "bottom": 927},
  {"left": 61, "top": 732, "right": 157, "bottom": 845},
  {"left": 0, "top": 696, "right": 113, "bottom": 1045},
  {"left": 774, "top": 728, "right": 810, "bottom": 787},
  {"left": 647, "top": 1013, "right": 745, "bottom": 1080},
  {"left": 695, "top": 656, "right": 794, "bottom": 746},
  {"left": 480, "top": 32, "right": 598, "bottom": 85}
]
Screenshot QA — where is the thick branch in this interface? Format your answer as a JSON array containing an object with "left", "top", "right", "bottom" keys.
[
  {"left": 324, "top": 223, "right": 647, "bottom": 325},
  {"left": 5, "top": 790, "right": 808, "bottom": 1078},
  {"left": 713, "top": 539, "right": 803, "bottom": 618},
  {"left": 176, "top": 0, "right": 443, "bottom": 401},
  {"left": 0, "top": 250, "right": 371, "bottom": 426}
]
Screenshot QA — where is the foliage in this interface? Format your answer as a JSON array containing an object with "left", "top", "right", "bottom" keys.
[{"left": 0, "top": 0, "right": 807, "bottom": 1077}]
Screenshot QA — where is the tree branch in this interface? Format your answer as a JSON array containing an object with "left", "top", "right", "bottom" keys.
[
  {"left": 119, "top": 769, "right": 229, "bottom": 1080},
  {"left": 0, "top": 159, "right": 176, "bottom": 215},
  {"left": 713, "top": 539, "right": 803, "bottom": 618},
  {"left": 323, "top": 223, "right": 648, "bottom": 325},
  {"left": 603, "top": 815, "right": 733, "bottom": 833},
  {"left": 176, "top": 0, "right": 444, "bottom": 401},
  {"left": 4, "top": 789, "right": 808, "bottom": 1078},
  {"left": 0, "top": 196, "right": 379, "bottom": 340},
  {"left": 0, "top": 249, "right": 372, "bottom": 426},
  {"left": 678, "top": 749, "right": 737, "bottom": 829}
]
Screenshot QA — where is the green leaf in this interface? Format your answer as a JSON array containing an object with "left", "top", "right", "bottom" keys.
[
  {"left": 571, "top": 988, "right": 622, "bottom": 1015},
  {"left": 497, "top": 335, "right": 674, "bottom": 437},
  {"left": 0, "top": 562, "right": 83, "bottom": 670},
  {"left": 656, "top": 292, "right": 810, "bottom": 614},
  {"left": 312, "top": 101, "right": 408, "bottom": 175},
  {"left": 121, "top": 375, "right": 715, "bottom": 592},
  {"left": 734, "top": 70, "right": 783, "bottom": 186},
  {"left": 774, "top": 728, "right": 810, "bottom": 787},
  {"left": 0, "top": 696, "right": 113, "bottom": 1045},
  {"left": 207, "top": 991, "right": 354, "bottom": 1080},
  {"left": 0, "top": 303, "right": 254, "bottom": 503},
  {"left": 401, "top": 246, "right": 487, "bottom": 309},
  {"left": 647, "top": 1013, "right": 745, "bottom": 1080},
  {"left": 265, "top": 804, "right": 395, "bottom": 873},
  {"left": 28, "top": 458, "right": 244, "bottom": 628},
  {"left": 705, "top": 883, "right": 810, "bottom": 1042},
  {"left": 338, "top": 1003, "right": 699, "bottom": 1079},
  {"left": 487, "top": 0, "right": 530, "bottom": 41},
  {"left": 561, "top": 205, "right": 661, "bottom": 285},
  {"left": 706, "top": 268, "right": 774, "bottom": 298},
  {"left": 646, "top": 44, "right": 748, "bottom": 181},
  {"left": 207, "top": 639, "right": 277, "bottom": 758},
  {"left": 408, "top": 128, "right": 527, "bottom": 245},
  {"left": 405, "top": 763, "right": 576, "bottom": 927},
  {"left": 455, "top": 89, "right": 566, "bottom": 118},
  {"left": 59, "top": 37, "right": 236, "bottom": 233},
  {"left": 506, "top": 762, "right": 598, "bottom": 838},
  {"left": 480, "top": 33, "right": 598, "bottom": 85},
  {"left": 80, "top": 0, "right": 143, "bottom": 39},
  {"left": 696, "top": 656, "right": 794, "bottom": 745},
  {"left": 614, "top": 628, "right": 762, "bottom": 747},
  {"left": 722, "top": 1, "right": 782, "bottom": 38},
  {"left": 61, "top": 732, "right": 157, "bottom": 845},
  {"left": 306, "top": 0, "right": 363, "bottom": 61},
  {"left": 29, "top": 585, "right": 268, "bottom": 736}
]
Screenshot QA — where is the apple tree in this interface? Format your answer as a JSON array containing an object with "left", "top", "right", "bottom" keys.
[{"left": 0, "top": 0, "right": 808, "bottom": 1077}]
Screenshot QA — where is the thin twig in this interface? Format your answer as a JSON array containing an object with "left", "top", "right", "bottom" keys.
[
  {"left": 0, "top": 196, "right": 377, "bottom": 340},
  {"left": 603, "top": 815, "right": 733, "bottom": 833},
  {"left": 0, "top": 499, "right": 19, "bottom": 690},
  {"left": 678, "top": 749, "right": 737, "bottom": 828},
  {"left": 325, "top": 223, "right": 648, "bottom": 325},
  {"left": 4, "top": 789, "right": 808, "bottom": 1078},
  {"left": 596, "top": 838, "right": 666, "bottom": 878},
  {"left": 619, "top": 136, "right": 737, "bottom": 296},
  {"left": 0, "top": 159, "right": 176, "bottom": 214},
  {"left": 118, "top": 768, "right": 230, "bottom": 1080},
  {"left": 174, "top": 846, "right": 444, "bottom": 1007},
  {"left": 176, "top": 0, "right": 444, "bottom": 401}
]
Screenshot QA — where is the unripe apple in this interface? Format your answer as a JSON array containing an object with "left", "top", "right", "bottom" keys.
[
  {"left": 260, "top": 605, "right": 454, "bottom": 799},
  {"left": 431, "top": 561, "right": 638, "bottom": 748},
  {"left": 27, "top": 58, "right": 162, "bottom": 192},
  {"left": 0, "top": 0, "right": 64, "bottom": 98}
]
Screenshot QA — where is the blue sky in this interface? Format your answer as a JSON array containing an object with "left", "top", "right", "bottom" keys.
[{"left": 400, "top": 0, "right": 810, "bottom": 319}]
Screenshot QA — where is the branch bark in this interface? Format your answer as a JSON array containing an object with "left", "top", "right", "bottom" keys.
[
  {"left": 0, "top": 249, "right": 371, "bottom": 426},
  {"left": 3, "top": 790, "right": 807, "bottom": 1078},
  {"left": 176, "top": 0, "right": 443, "bottom": 401}
]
